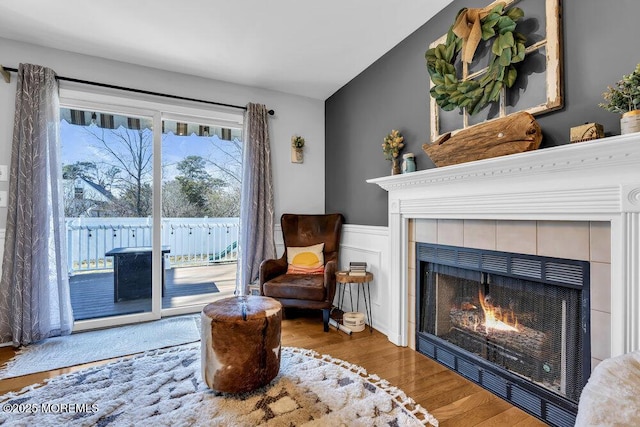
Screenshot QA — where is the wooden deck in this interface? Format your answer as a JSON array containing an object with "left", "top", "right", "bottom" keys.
[{"left": 70, "top": 263, "right": 237, "bottom": 320}]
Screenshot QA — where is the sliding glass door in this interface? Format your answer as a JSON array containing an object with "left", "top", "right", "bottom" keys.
[
  {"left": 60, "top": 107, "right": 156, "bottom": 325},
  {"left": 160, "top": 117, "right": 242, "bottom": 312},
  {"left": 59, "top": 89, "right": 242, "bottom": 329}
]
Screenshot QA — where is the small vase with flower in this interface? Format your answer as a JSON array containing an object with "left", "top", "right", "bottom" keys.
[
  {"left": 291, "top": 135, "right": 305, "bottom": 163},
  {"left": 382, "top": 129, "right": 404, "bottom": 175}
]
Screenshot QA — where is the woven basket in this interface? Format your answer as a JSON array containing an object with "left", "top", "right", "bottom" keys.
[{"left": 343, "top": 312, "right": 365, "bottom": 332}]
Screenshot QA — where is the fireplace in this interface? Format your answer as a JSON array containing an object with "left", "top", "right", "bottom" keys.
[
  {"left": 416, "top": 243, "right": 589, "bottom": 426},
  {"left": 367, "top": 134, "right": 639, "bottom": 354},
  {"left": 367, "top": 135, "right": 639, "bottom": 424}
]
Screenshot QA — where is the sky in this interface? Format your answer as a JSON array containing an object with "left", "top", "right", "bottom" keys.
[{"left": 59, "top": 120, "right": 242, "bottom": 183}]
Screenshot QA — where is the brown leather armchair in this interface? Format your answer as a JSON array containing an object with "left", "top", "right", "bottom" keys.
[{"left": 259, "top": 213, "right": 344, "bottom": 332}]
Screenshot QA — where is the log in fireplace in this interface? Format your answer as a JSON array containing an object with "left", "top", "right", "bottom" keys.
[{"left": 416, "top": 243, "right": 590, "bottom": 427}]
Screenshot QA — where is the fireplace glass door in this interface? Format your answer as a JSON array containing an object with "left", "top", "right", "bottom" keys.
[
  {"left": 417, "top": 243, "right": 590, "bottom": 413},
  {"left": 422, "top": 265, "right": 585, "bottom": 401}
]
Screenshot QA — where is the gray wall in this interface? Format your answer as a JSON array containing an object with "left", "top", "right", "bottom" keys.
[{"left": 326, "top": 0, "right": 640, "bottom": 226}]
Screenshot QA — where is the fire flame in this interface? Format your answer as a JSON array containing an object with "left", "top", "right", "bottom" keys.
[{"left": 478, "top": 289, "right": 519, "bottom": 333}]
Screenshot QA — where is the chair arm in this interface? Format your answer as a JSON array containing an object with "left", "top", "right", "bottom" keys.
[
  {"left": 259, "top": 257, "right": 288, "bottom": 286},
  {"left": 323, "top": 259, "right": 338, "bottom": 303}
]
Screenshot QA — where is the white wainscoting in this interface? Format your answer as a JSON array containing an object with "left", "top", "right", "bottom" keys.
[
  {"left": 338, "top": 224, "right": 389, "bottom": 335},
  {"left": 274, "top": 223, "right": 391, "bottom": 336}
]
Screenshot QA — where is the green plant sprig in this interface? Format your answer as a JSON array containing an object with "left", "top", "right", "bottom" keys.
[
  {"left": 382, "top": 129, "right": 404, "bottom": 161},
  {"left": 425, "top": 4, "right": 526, "bottom": 116},
  {"left": 599, "top": 64, "right": 640, "bottom": 114},
  {"left": 291, "top": 135, "right": 305, "bottom": 148}
]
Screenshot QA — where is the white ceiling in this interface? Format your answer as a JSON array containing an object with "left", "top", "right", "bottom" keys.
[{"left": 0, "top": 0, "right": 453, "bottom": 100}]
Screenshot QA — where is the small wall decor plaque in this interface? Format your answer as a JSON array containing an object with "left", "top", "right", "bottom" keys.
[
  {"left": 291, "top": 135, "right": 305, "bottom": 163},
  {"left": 570, "top": 123, "right": 604, "bottom": 143}
]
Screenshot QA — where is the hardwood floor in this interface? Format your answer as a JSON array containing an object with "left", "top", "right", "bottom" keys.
[{"left": 0, "top": 311, "right": 547, "bottom": 426}]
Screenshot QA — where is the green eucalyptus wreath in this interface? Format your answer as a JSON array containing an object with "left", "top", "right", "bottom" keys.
[{"left": 425, "top": 3, "right": 526, "bottom": 116}]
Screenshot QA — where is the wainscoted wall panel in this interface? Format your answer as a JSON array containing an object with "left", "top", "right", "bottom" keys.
[
  {"left": 274, "top": 224, "right": 391, "bottom": 336},
  {"left": 338, "top": 225, "right": 389, "bottom": 335}
]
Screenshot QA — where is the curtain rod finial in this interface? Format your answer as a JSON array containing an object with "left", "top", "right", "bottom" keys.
[
  {"left": 268, "top": 109, "right": 275, "bottom": 116},
  {"left": 0, "top": 65, "right": 10, "bottom": 83}
]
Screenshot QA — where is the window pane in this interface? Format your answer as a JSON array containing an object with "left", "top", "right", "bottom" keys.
[
  {"left": 161, "top": 118, "right": 241, "bottom": 309},
  {"left": 60, "top": 107, "right": 154, "bottom": 320},
  {"left": 506, "top": 46, "right": 548, "bottom": 115}
]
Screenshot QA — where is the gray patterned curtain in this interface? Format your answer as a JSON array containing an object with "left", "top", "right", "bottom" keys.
[
  {"left": 236, "top": 103, "right": 276, "bottom": 294},
  {"left": 0, "top": 64, "right": 73, "bottom": 346}
]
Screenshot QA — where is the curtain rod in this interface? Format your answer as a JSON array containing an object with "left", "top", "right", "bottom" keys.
[{"left": 0, "top": 65, "right": 275, "bottom": 115}]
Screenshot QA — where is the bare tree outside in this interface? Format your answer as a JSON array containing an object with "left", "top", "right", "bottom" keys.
[
  {"left": 61, "top": 111, "right": 242, "bottom": 220},
  {"left": 84, "top": 125, "right": 153, "bottom": 217},
  {"left": 206, "top": 137, "right": 242, "bottom": 218},
  {"left": 62, "top": 161, "right": 121, "bottom": 192},
  {"left": 207, "top": 138, "right": 242, "bottom": 184}
]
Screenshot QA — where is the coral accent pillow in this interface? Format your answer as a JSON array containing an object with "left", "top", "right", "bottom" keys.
[{"left": 286, "top": 243, "right": 325, "bottom": 274}]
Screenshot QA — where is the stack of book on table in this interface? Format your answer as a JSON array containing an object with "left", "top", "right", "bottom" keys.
[{"left": 349, "top": 261, "right": 367, "bottom": 276}]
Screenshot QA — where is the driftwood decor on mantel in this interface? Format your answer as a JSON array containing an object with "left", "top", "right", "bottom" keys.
[{"left": 422, "top": 111, "right": 542, "bottom": 167}]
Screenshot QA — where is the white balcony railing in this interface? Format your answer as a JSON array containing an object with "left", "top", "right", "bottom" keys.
[{"left": 66, "top": 217, "right": 239, "bottom": 275}]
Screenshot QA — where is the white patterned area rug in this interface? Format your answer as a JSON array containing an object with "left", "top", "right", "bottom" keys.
[
  {"left": 0, "top": 315, "right": 200, "bottom": 379},
  {"left": 0, "top": 345, "right": 438, "bottom": 427}
]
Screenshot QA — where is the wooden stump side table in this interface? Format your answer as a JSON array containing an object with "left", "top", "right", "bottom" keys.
[{"left": 201, "top": 295, "right": 282, "bottom": 393}]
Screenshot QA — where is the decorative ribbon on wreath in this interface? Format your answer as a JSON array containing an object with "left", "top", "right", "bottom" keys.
[{"left": 452, "top": 2, "right": 506, "bottom": 63}]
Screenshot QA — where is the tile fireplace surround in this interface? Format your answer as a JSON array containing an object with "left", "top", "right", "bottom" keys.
[{"left": 368, "top": 133, "right": 640, "bottom": 362}]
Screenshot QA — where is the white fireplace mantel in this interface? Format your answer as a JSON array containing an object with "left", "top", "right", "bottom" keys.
[{"left": 368, "top": 133, "right": 640, "bottom": 356}]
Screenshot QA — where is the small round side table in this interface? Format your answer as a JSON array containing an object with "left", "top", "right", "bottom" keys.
[{"left": 335, "top": 271, "right": 374, "bottom": 333}]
